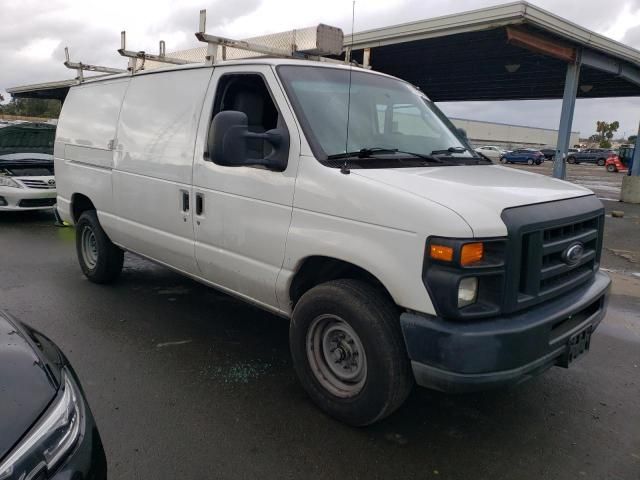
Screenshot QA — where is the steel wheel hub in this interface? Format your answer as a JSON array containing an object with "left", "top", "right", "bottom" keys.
[
  {"left": 81, "top": 226, "right": 98, "bottom": 269},
  {"left": 306, "top": 314, "right": 367, "bottom": 398}
]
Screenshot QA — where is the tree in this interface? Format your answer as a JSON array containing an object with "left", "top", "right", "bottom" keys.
[
  {"left": 0, "top": 97, "right": 61, "bottom": 118},
  {"left": 595, "top": 120, "right": 619, "bottom": 148}
]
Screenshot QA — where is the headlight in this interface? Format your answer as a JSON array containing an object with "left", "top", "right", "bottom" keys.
[
  {"left": 458, "top": 277, "right": 478, "bottom": 308},
  {"left": 0, "top": 176, "right": 22, "bottom": 188},
  {"left": 0, "top": 373, "right": 83, "bottom": 480},
  {"left": 424, "top": 237, "right": 506, "bottom": 319}
]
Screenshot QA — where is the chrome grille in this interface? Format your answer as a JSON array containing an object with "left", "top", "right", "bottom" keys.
[{"left": 18, "top": 178, "right": 56, "bottom": 189}]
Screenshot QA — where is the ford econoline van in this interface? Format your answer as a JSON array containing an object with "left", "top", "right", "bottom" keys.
[{"left": 54, "top": 59, "right": 610, "bottom": 425}]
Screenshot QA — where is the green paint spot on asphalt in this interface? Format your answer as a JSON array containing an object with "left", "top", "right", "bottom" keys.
[
  {"left": 206, "top": 361, "right": 272, "bottom": 384},
  {"left": 56, "top": 225, "right": 75, "bottom": 243}
]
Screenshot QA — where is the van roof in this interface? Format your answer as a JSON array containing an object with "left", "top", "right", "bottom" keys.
[{"left": 69, "top": 57, "right": 395, "bottom": 86}]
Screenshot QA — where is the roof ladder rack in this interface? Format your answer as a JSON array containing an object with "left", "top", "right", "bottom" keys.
[
  {"left": 64, "top": 47, "right": 127, "bottom": 83},
  {"left": 118, "top": 31, "right": 193, "bottom": 72},
  {"left": 195, "top": 9, "right": 348, "bottom": 65}
]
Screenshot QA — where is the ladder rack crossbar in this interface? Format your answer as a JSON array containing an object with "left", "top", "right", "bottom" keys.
[
  {"left": 63, "top": 47, "right": 127, "bottom": 82},
  {"left": 118, "top": 31, "right": 194, "bottom": 71}
]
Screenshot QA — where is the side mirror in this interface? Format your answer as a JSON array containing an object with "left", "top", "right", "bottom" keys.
[
  {"left": 208, "top": 110, "right": 289, "bottom": 171},
  {"left": 456, "top": 127, "right": 468, "bottom": 140}
]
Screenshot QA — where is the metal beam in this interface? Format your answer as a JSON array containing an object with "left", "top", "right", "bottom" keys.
[
  {"left": 631, "top": 122, "right": 640, "bottom": 177},
  {"left": 581, "top": 49, "right": 640, "bottom": 87},
  {"left": 554, "top": 61, "right": 581, "bottom": 179}
]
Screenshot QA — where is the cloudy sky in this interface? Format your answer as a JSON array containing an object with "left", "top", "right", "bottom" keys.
[{"left": 2, "top": 0, "right": 640, "bottom": 138}]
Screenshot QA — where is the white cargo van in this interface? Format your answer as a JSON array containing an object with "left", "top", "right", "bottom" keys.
[{"left": 54, "top": 58, "right": 610, "bottom": 425}]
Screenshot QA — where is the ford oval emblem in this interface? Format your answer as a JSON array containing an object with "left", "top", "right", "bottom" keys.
[
  {"left": 48, "top": 179, "right": 56, "bottom": 186},
  {"left": 562, "top": 242, "right": 584, "bottom": 266}
]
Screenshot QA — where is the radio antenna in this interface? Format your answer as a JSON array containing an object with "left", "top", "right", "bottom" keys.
[{"left": 341, "top": 1, "right": 356, "bottom": 175}]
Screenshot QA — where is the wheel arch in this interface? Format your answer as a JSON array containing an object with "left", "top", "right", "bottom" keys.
[
  {"left": 288, "top": 256, "right": 395, "bottom": 308},
  {"left": 70, "top": 193, "right": 96, "bottom": 223}
]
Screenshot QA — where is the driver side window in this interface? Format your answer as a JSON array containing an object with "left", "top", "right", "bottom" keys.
[{"left": 211, "top": 73, "right": 281, "bottom": 161}]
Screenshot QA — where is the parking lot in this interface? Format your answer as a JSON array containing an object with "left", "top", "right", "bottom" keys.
[
  {"left": 507, "top": 160, "right": 628, "bottom": 201},
  {"left": 1, "top": 165, "right": 639, "bottom": 480}
]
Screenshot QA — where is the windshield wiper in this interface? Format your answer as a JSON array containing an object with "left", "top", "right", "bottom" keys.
[
  {"left": 327, "top": 148, "right": 398, "bottom": 160},
  {"left": 327, "top": 147, "right": 446, "bottom": 163},
  {"left": 430, "top": 146, "right": 469, "bottom": 155},
  {"left": 431, "top": 146, "right": 492, "bottom": 164}
]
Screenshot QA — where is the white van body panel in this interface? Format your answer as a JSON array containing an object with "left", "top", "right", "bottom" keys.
[
  {"left": 109, "top": 68, "right": 212, "bottom": 274},
  {"left": 54, "top": 78, "right": 130, "bottom": 223},
  {"left": 277, "top": 154, "right": 473, "bottom": 315},
  {"left": 192, "top": 65, "right": 301, "bottom": 311},
  {"left": 352, "top": 165, "right": 592, "bottom": 237}
]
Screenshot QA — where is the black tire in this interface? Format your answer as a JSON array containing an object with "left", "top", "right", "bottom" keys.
[
  {"left": 567, "top": 156, "right": 576, "bottom": 164},
  {"left": 500, "top": 157, "right": 507, "bottom": 164},
  {"left": 290, "top": 279, "right": 413, "bottom": 426},
  {"left": 597, "top": 158, "right": 606, "bottom": 166},
  {"left": 75, "top": 210, "right": 124, "bottom": 284},
  {"left": 606, "top": 164, "right": 616, "bottom": 173},
  {"left": 527, "top": 158, "right": 534, "bottom": 165},
  {"left": 535, "top": 160, "right": 542, "bottom": 165}
]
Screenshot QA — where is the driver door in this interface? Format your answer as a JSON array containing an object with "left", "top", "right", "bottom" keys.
[{"left": 191, "top": 65, "right": 301, "bottom": 312}]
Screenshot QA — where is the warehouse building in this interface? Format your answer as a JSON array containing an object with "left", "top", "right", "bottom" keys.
[{"left": 450, "top": 117, "right": 580, "bottom": 150}]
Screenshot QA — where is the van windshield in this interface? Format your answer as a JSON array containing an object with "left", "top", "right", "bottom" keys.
[{"left": 277, "top": 65, "right": 479, "bottom": 165}]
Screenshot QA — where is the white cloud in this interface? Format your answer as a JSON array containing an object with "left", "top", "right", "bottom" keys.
[{"left": 16, "top": 38, "right": 61, "bottom": 61}]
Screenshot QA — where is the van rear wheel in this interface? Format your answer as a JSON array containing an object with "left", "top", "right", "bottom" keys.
[
  {"left": 76, "top": 210, "right": 123, "bottom": 284},
  {"left": 289, "top": 279, "right": 413, "bottom": 426}
]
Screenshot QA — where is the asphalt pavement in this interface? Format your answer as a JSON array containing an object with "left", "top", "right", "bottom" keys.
[{"left": 1, "top": 170, "right": 639, "bottom": 479}]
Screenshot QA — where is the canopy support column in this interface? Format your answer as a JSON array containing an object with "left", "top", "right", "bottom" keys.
[
  {"left": 631, "top": 122, "right": 640, "bottom": 177},
  {"left": 554, "top": 61, "right": 581, "bottom": 179}
]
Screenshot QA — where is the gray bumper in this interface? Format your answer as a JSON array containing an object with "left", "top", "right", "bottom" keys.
[{"left": 401, "top": 271, "right": 611, "bottom": 393}]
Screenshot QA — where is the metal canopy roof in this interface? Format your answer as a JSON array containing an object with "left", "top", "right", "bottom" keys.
[
  {"left": 344, "top": 1, "right": 640, "bottom": 101},
  {"left": 7, "top": 1, "right": 640, "bottom": 103}
]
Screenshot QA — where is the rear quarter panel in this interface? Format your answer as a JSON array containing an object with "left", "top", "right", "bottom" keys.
[{"left": 54, "top": 78, "right": 130, "bottom": 223}]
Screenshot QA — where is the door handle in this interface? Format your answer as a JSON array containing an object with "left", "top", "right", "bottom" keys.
[
  {"left": 196, "top": 193, "right": 204, "bottom": 216},
  {"left": 181, "top": 190, "right": 190, "bottom": 212}
]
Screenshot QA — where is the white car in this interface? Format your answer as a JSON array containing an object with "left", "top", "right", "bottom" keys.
[
  {"left": 52, "top": 57, "right": 610, "bottom": 426},
  {"left": 474, "top": 145, "right": 506, "bottom": 160},
  {"left": 0, "top": 153, "right": 56, "bottom": 211}
]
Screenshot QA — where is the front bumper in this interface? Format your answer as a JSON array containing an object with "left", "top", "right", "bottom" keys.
[
  {"left": 401, "top": 271, "right": 611, "bottom": 393},
  {"left": 0, "top": 187, "right": 56, "bottom": 211}
]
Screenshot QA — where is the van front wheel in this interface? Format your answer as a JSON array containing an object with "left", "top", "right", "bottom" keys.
[
  {"left": 289, "top": 279, "right": 413, "bottom": 426},
  {"left": 75, "top": 210, "right": 123, "bottom": 284}
]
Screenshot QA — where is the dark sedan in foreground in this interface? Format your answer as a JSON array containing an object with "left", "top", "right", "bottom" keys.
[{"left": 0, "top": 310, "right": 106, "bottom": 480}]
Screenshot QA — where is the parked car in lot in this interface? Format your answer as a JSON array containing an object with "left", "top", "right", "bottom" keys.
[
  {"left": 500, "top": 148, "right": 545, "bottom": 164},
  {"left": 0, "top": 123, "right": 57, "bottom": 211},
  {"left": 0, "top": 310, "right": 106, "bottom": 480},
  {"left": 539, "top": 147, "right": 556, "bottom": 160},
  {"left": 567, "top": 148, "right": 614, "bottom": 166},
  {"left": 474, "top": 145, "right": 505, "bottom": 160},
  {"left": 51, "top": 57, "right": 610, "bottom": 426}
]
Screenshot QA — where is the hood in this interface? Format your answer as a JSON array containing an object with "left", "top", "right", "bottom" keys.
[
  {"left": 0, "top": 311, "right": 62, "bottom": 460},
  {"left": 352, "top": 165, "right": 593, "bottom": 237}
]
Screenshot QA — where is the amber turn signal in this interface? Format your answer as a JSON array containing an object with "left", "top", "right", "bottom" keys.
[
  {"left": 430, "top": 244, "right": 454, "bottom": 262},
  {"left": 461, "top": 242, "right": 484, "bottom": 266}
]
